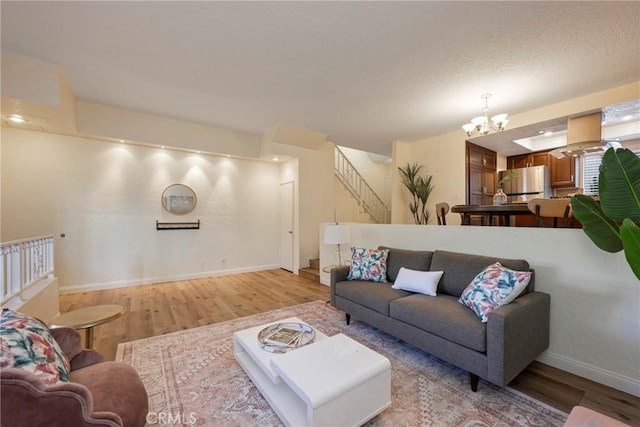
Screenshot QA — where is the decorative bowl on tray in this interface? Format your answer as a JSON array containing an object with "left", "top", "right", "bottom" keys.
[{"left": 257, "top": 322, "right": 315, "bottom": 353}]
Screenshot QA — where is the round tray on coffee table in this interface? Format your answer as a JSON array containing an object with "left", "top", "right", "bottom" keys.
[{"left": 257, "top": 322, "right": 315, "bottom": 353}]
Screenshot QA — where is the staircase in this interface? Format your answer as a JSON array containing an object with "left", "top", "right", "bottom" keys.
[
  {"left": 334, "top": 146, "right": 390, "bottom": 224},
  {"left": 299, "top": 258, "right": 320, "bottom": 282}
]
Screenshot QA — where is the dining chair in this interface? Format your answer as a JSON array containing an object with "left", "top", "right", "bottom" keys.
[
  {"left": 435, "top": 202, "right": 449, "bottom": 225},
  {"left": 527, "top": 198, "right": 573, "bottom": 228}
]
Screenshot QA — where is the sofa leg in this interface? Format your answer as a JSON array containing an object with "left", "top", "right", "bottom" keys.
[
  {"left": 470, "top": 373, "right": 479, "bottom": 392},
  {"left": 346, "top": 313, "right": 351, "bottom": 325}
]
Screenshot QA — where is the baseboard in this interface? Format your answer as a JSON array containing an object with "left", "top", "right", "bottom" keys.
[
  {"left": 538, "top": 350, "right": 640, "bottom": 398},
  {"left": 58, "top": 264, "right": 280, "bottom": 294}
]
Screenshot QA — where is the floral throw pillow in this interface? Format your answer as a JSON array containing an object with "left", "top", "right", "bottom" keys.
[
  {"left": 459, "top": 262, "right": 532, "bottom": 323},
  {"left": 0, "top": 308, "right": 70, "bottom": 385},
  {"left": 347, "top": 247, "right": 390, "bottom": 282}
]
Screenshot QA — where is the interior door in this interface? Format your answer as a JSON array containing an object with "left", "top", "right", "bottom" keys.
[{"left": 279, "top": 182, "right": 294, "bottom": 272}]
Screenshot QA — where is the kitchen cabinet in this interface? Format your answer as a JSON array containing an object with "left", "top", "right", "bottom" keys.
[
  {"left": 507, "top": 151, "right": 550, "bottom": 169},
  {"left": 531, "top": 152, "right": 551, "bottom": 167},
  {"left": 467, "top": 142, "right": 497, "bottom": 205},
  {"left": 551, "top": 155, "right": 577, "bottom": 188}
]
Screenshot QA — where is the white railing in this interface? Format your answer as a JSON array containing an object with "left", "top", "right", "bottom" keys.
[
  {"left": 1, "top": 235, "right": 55, "bottom": 304},
  {"left": 334, "top": 146, "right": 389, "bottom": 223}
]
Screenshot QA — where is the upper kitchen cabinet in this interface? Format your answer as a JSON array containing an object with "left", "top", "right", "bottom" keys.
[
  {"left": 508, "top": 149, "right": 576, "bottom": 188},
  {"left": 467, "top": 142, "right": 497, "bottom": 205},
  {"left": 550, "top": 155, "right": 577, "bottom": 188},
  {"left": 508, "top": 151, "right": 551, "bottom": 169}
]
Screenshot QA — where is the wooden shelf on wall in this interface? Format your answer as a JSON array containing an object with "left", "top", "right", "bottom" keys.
[{"left": 156, "top": 220, "right": 200, "bottom": 230}]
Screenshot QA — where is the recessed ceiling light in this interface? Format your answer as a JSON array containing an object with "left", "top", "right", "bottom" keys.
[
  {"left": 160, "top": 146, "right": 165, "bottom": 149},
  {"left": 622, "top": 115, "right": 632, "bottom": 121},
  {"left": 9, "top": 114, "right": 25, "bottom": 123},
  {"left": 544, "top": 131, "right": 553, "bottom": 137},
  {"left": 537, "top": 130, "right": 545, "bottom": 135},
  {"left": 119, "top": 139, "right": 125, "bottom": 143},
  {"left": 272, "top": 156, "right": 279, "bottom": 161},
  {"left": 196, "top": 150, "right": 201, "bottom": 154}
]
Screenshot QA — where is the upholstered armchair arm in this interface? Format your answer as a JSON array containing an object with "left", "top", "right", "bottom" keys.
[
  {"left": 71, "top": 350, "right": 107, "bottom": 371},
  {"left": 51, "top": 327, "right": 83, "bottom": 360},
  {"left": 486, "top": 291, "right": 550, "bottom": 387},
  {"left": 50, "top": 326, "right": 106, "bottom": 370},
  {"left": 330, "top": 265, "right": 350, "bottom": 306},
  {"left": 0, "top": 368, "right": 123, "bottom": 427}
]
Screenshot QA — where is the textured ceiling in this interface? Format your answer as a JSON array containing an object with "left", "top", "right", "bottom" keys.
[{"left": 1, "top": 1, "right": 639, "bottom": 155}]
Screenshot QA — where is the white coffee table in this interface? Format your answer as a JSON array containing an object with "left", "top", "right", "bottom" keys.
[{"left": 233, "top": 317, "right": 391, "bottom": 427}]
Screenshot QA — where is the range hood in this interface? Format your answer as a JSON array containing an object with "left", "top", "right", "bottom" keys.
[{"left": 549, "top": 111, "right": 622, "bottom": 158}]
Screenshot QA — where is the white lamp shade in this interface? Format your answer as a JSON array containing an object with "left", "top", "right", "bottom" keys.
[
  {"left": 324, "top": 224, "right": 351, "bottom": 244},
  {"left": 462, "top": 123, "right": 475, "bottom": 133},
  {"left": 470, "top": 116, "right": 486, "bottom": 126}
]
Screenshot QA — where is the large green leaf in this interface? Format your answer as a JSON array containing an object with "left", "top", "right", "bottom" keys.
[
  {"left": 620, "top": 219, "right": 640, "bottom": 281},
  {"left": 571, "top": 194, "right": 622, "bottom": 252},
  {"left": 599, "top": 148, "right": 640, "bottom": 223}
]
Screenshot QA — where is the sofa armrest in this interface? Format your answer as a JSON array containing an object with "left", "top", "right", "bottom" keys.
[
  {"left": 486, "top": 291, "right": 550, "bottom": 386},
  {"left": 330, "top": 265, "right": 351, "bottom": 306},
  {"left": 51, "top": 327, "right": 83, "bottom": 361}
]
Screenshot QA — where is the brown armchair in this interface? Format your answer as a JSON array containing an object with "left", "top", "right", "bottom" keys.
[{"left": 1, "top": 327, "right": 148, "bottom": 427}]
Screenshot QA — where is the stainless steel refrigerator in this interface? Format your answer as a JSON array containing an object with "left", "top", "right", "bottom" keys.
[{"left": 498, "top": 165, "right": 552, "bottom": 203}]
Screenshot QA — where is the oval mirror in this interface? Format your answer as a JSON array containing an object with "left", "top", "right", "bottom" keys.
[{"left": 161, "top": 184, "right": 197, "bottom": 215}]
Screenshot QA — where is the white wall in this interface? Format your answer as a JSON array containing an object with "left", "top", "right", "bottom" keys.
[
  {"left": 2, "top": 127, "right": 281, "bottom": 292},
  {"left": 271, "top": 141, "right": 335, "bottom": 267},
  {"left": 393, "top": 134, "right": 467, "bottom": 225},
  {"left": 320, "top": 223, "right": 640, "bottom": 397},
  {"left": 2, "top": 277, "right": 60, "bottom": 324}
]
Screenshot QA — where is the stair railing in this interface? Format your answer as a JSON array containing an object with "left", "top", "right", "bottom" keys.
[
  {"left": 334, "top": 146, "right": 389, "bottom": 223},
  {"left": 1, "top": 235, "right": 54, "bottom": 304}
]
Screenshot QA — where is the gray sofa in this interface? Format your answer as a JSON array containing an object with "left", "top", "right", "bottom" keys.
[{"left": 330, "top": 248, "right": 550, "bottom": 391}]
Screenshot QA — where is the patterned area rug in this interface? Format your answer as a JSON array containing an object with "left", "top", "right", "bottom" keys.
[{"left": 116, "top": 300, "right": 567, "bottom": 426}]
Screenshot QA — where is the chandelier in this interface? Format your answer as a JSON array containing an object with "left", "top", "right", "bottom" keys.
[{"left": 462, "top": 93, "right": 509, "bottom": 137}]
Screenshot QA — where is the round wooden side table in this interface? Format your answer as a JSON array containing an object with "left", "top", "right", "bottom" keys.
[{"left": 50, "top": 304, "right": 126, "bottom": 349}]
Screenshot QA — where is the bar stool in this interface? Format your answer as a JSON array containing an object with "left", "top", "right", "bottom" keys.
[
  {"left": 435, "top": 202, "right": 449, "bottom": 225},
  {"left": 527, "top": 198, "right": 572, "bottom": 228}
]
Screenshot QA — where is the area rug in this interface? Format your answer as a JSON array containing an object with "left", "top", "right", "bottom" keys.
[{"left": 116, "top": 300, "right": 567, "bottom": 426}]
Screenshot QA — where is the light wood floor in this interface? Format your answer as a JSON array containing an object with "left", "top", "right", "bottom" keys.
[{"left": 59, "top": 269, "right": 640, "bottom": 426}]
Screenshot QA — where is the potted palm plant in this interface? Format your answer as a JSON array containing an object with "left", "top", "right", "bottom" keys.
[{"left": 398, "top": 163, "right": 434, "bottom": 225}]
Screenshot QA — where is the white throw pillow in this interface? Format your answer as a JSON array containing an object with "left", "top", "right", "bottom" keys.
[{"left": 391, "top": 268, "right": 444, "bottom": 296}]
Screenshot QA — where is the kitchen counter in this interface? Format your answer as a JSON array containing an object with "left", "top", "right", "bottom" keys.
[{"left": 451, "top": 204, "right": 534, "bottom": 226}]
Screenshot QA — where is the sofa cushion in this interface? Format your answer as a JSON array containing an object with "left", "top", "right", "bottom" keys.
[
  {"left": 430, "top": 250, "right": 530, "bottom": 297},
  {"left": 0, "top": 309, "right": 70, "bottom": 385},
  {"left": 390, "top": 294, "right": 487, "bottom": 352},
  {"left": 347, "top": 247, "right": 389, "bottom": 282},
  {"left": 334, "top": 280, "right": 412, "bottom": 316},
  {"left": 378, "top": 246, "right": 434, "bottom": 282},
  {"left": 459, "top": 262, "right": 532, "bottom": 323},
  {"left": 391, "top": 268, "right": 443, "bottom": 296}
]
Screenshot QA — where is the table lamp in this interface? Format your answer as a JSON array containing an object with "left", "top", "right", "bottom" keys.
[{"left": 324, "top": 224, "right": 351, "bottom": 266}]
